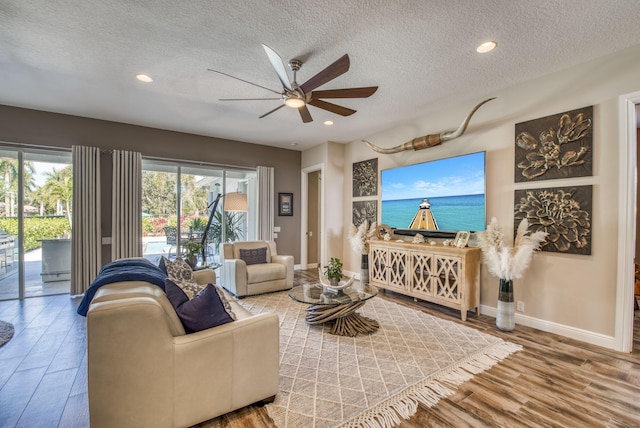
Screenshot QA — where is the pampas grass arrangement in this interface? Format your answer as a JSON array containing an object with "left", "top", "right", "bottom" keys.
[
  {"left": 477, "top": 217, "right": 548, "bottom": 281},
  {"left": 349, "top": 220, "right": 377, "bottom": 254}
]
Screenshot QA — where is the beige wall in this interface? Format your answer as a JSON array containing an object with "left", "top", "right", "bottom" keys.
[
  {"left": 0, "top": 106, "right": 301, "bottom": 263},
  {"left": 338, "top": 44, "right": 640, "bottom": 338}
]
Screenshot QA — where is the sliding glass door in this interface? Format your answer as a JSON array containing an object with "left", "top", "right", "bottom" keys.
[
  {"left": 141, "top": 159, "right": 257, "bottom": 267},
  {"left": 0, "top": 147, "right": 72, "bottom": 301}
]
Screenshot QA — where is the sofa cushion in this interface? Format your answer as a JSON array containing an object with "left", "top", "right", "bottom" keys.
[
  {"left": 239, "top": 247, "right": 268, "bottom": 265},
  {"left": 231, "top": 241, "right": 272, "bottom": 260},
  {"left": 163, "top": 257, "right": 204, "bottom": 299},
  {"left": 165, "top": 279, "right": 236, "bottom": 333},
  {"left": 246, "top": 263, "right": 286, "bottom": 283}
]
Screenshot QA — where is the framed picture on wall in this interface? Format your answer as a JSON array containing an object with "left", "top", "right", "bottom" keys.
[{"left": 278, "top": 193, "right": 293, "bottom": 216}]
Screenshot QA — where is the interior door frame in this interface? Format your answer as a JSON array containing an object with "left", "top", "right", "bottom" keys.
[
  {"left": 616, "top": 90, "right": 640, "bottom": 352},
  {"left": 301, "top": 163, "right": 324, "bottom": 269}
]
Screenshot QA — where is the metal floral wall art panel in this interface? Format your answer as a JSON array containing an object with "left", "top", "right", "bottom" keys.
[
  {"left": 514, "top": 185, "right": 592, "bottom": 255},
  {"left": 515, "top": 106, "right": 593, "bottom": 182},
  {"left": 353, "top": 200, "right": 377, "bottom": 227},
  {"left": 353, "top": 158, "right": 378, "bottom": 197}
]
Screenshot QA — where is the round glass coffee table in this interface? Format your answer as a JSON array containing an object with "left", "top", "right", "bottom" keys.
[{"left": 288, "top": 282, "right": 379, "bottom": 336}]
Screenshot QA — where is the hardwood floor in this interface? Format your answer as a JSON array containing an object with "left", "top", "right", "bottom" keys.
[{"left": 1, "top": 269, "right": 639, "bottom": 427}]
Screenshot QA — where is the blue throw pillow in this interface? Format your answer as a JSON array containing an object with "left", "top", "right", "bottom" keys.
[
  {"left": 165, "top": 279, "right": 236, "bottom": 333},
  {"left": 158, "top": 256, "right": 168, "bottom": 275},
  {"left": 239, "top": 247, "right": 268, "bottom": 265}
]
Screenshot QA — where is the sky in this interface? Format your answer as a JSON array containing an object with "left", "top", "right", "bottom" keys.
[{"left": 381, "top": 152, "right": 485, "bottom": 201}]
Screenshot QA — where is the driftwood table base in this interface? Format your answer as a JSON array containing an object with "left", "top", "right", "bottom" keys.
[{"left": 305, "top": 301, "right": 379, "bottom": 336}]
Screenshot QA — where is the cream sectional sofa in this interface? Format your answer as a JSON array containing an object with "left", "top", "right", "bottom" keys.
[
  {"left": 87, "top": 266, "right": 279, "bottom": 428},
  {"left": 220, "top": 240, "right": 293, "bottom": 297}
]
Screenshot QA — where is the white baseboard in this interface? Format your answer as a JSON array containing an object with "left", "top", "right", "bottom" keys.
[{"left": 480, "top": 304, "right": 616, "bottom": 350}]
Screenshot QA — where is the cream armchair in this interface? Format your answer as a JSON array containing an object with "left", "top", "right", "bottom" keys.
[
  {"left": 87, "top": 268, "right": 279, "bottom": 428},
  {"left": 220, "top": 240, "right": 293, "bottom": 297}
]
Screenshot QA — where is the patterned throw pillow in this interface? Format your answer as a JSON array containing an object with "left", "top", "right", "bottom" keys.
[
  {"left": 165, "top": 279, "right": 236, "bottom": 333},
  {"left": 162, "top": 257, "right": 203, "bottom": 299},
  {"left": 239, "top": 247, "right": 268, "bottom": 265}
]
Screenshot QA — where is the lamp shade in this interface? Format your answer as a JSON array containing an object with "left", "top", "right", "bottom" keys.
[{"left": 223, "top": 192, "right": 248, "bottom": 211}]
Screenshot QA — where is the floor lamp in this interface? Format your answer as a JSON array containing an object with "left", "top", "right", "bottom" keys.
[{"left": 200, "top": 192, "right": 248, "bottom": 265}]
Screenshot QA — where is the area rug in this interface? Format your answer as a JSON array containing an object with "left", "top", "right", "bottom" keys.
[
  {"left": 0, "top": 320, "right": 15, "bottom": 348},
  {"left": 238, "top": 290, "right": 522, "bottom": 428}
]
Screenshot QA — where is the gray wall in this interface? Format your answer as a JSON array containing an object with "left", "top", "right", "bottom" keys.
[{"left": 0, "top": 105, "right": 301, "bottom": 264}]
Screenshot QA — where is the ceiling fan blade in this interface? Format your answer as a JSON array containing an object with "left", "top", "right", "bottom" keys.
[
  {"left": 311, "top": 86, "right": 378, "bottom": 99},
  {"left": 207, "top": 68, "right": 282, "bottom": 95},
  {"left": 262, "top": 44, "right": 292, "bottom": 91},
  {"left": 299, "top": 54, "right": 350, "bottom": 94},
  {"left": 299, "top": 105, "right": 313, "bottom": 123},
  {"left": 308, "top": 99, "right": 356, "bottom": 116},
  {"left": 220, "top": 97, "right": 282, "bottom": 101},
  {"left": 259, "top": 104, "right": 286, "bottom": 119}
]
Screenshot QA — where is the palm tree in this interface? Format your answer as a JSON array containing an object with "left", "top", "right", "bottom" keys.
[
  {"left": 41, "top": 166, "right": 73, "bottom": 226},
  {"left": 0, "top": 158, "right": 36, "bottom": 217}
]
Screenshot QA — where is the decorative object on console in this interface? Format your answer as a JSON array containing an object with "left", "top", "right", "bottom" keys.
[
  {"left": 353, "top": 158, "right": 378, "bottom": 197},
  {"left": 278, "top": 192, "right": 293, "bottom": 216},
  {"left": 477, "top": 217, "right": 548, "bottom": 331},
  {"left": 349, "top": 219, "right": 377, "bottom": 284},
  {"left": 352, "top": 200, "right": 377, "bottom": 227},
  {"left": 515, "top": 106, "right": 593, "bottom": 182},
  {"left": 412, "top": 233, "right": 425, "bottom": 244},
  {"left": 514, "top": 185, "right": 591, "bottom": 255},
  {"left": 376, "top": 223, "right": 392, "bottom": 240},
  {"left": 454, "top": 231, "right": 470, "bottom": 248},
  {"left": 362, "top": 97, "right": 495, "bottom": 153}
]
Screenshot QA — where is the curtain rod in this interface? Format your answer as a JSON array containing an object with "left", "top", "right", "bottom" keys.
[{"left": 141, "top": 155, "right": 256, "bottom": 172}]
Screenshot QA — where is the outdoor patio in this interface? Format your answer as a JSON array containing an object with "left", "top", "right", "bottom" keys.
[{"left": 0, "top": 236, "right": 220, "bottom": 301}]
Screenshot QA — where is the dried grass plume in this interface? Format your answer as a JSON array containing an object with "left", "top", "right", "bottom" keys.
[
  {"left": 477, "top": 217, "right": 548, "bottom": 281},
  {"left": 349, "top": 220, "right": 378, "bottom": 254}
]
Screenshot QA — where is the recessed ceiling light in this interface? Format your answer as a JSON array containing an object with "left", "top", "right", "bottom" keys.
[
  {"left": 290, "top": 142, "right": 298, "bottom": 147},
  {"left": 476, "top": 41, "right": 497, "bottom": 53},
  {"left": 136, "top": 74, "right": 153, "bottom": 83},
  {"left": 324, "top": 120, "right": 334, "bottom": 126}
]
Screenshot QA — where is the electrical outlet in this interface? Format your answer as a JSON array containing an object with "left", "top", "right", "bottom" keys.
[{"left": 516, "top": 301, "right": 525, "bottom": 312}]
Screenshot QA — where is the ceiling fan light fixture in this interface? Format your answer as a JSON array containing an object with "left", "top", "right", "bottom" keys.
[{"left": 284, "top": 97, "right": 305, "bottom": 108}]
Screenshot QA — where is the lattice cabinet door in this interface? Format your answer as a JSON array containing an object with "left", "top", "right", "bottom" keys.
[
  {"left": 433, "top": 255, "right": 462, "bottom": 303},
  {"left": 370, "top": 246, "right": 388, "bottom": 284},
  {"left": 410, "top": 252, "right": 433, "bottom": 296},
  {"left": 387, "top": 248, "right": 408, "bottom": 290}
]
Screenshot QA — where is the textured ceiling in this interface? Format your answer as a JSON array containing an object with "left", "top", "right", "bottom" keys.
[{"left": 1, "top": 1, "right": 640, "bottom": 151}]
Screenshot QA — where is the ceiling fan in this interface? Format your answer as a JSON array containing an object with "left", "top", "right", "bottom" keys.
[{"left": 208, "top": 44, "right": 378, "bottom": 123}]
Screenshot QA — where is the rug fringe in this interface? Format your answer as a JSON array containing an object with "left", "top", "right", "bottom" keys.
[{"left": 339, "top": 340, "right": 522, "bottom": 428}]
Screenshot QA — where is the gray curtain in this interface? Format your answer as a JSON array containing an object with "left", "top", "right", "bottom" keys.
[
  {"left": 111, "top": 150, "right": 142, "bottom": 260},
  {"left": 257, "top": 165, "right": 274, "bottom": 241},
  {"left": 71, "top": 146, "right": 101, "bottom": 295}
]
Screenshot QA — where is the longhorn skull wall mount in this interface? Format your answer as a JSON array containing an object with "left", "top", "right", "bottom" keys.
[{"left": 362, "top": 97, "right": 495, "bottom": 154}]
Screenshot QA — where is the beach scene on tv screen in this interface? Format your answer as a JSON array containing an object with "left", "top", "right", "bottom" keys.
[{"left": 381, "top": 152, "right": 486, "bottom": 232}]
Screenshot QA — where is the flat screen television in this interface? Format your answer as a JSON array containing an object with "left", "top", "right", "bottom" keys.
[{"left": 380, "top": 151, "right": 486, "bottom": 238}]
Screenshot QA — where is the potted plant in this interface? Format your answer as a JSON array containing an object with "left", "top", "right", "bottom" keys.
[
  {"left": 182, "top": 239, "right": 204, "bottom": 268},
  {"left": 323, "top": 257, "right": 343, "bottom": 287}
]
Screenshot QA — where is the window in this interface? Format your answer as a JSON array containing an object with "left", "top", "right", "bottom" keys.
[{"left": 141, "top": 159, "right": 257, "bottom": 266}]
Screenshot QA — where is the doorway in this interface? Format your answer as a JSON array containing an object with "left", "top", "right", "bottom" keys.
[
  {"left": 617, "top": 92, "right": 640, "bottom": 352},
  {"left": 0, "top": 147, "right": 73, "bottom": 300},
  {"left": 301, "top": 164, "right": 324, "bottom": 270}
]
